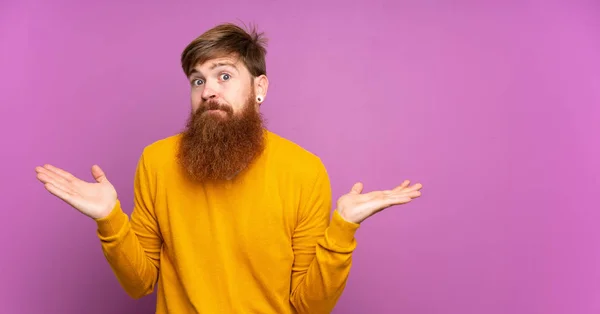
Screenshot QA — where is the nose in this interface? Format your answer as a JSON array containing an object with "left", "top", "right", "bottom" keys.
[{"left": 201, "top": 80, "right": 218, "bottom": 101}]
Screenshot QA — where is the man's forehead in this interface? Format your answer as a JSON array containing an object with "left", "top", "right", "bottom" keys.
[{"left": 192, "top": 56, "right": 243, "bottom": 73}]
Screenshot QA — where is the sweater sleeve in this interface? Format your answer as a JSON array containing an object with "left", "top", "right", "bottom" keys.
[
  {"left": 94, "top": 151, "right": 162, "bottom": 299},
  {"left": 289, "top": 161, "right": 360, "bottom": 313}
]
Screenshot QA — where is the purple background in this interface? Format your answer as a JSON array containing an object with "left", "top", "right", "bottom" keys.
[{"left": 2, "top": 0, "right": 599, "bottom": 313}]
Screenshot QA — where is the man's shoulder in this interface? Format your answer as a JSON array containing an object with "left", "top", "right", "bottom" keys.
[
  {"left": 266, "top": 130, "right": 326, "bottom": 173},
  {"left": 144, "top": 133, "right": 181, "bottom": 152},
  {"left": 266, "top": 131, "right": 332, "bottom": 202},
  {"left": 267, "top": 131, "right": 321, "bottom": 160},
  {"left": 138, "top": 133, "right": 182, "bottom": 167}
]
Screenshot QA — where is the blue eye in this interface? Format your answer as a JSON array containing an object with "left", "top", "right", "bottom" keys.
[
  {"left": 192, "top": 79, "right": 203, "bottom": 86},
  {"left": 220, "top": 73, "right": 231, "bottom": 81}
]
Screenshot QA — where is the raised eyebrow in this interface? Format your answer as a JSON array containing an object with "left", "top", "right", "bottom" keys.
[
  {"left": 211, "top": 62, "right": 238, "bottom": 72},
  {"left": 189, "top": 64, "right": 236, "bottom": 79},
  {"left": 188, "top": 70, "right": 204, "bottom": 80}
]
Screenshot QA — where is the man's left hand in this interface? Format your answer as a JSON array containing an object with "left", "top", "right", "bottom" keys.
[{"left": 336, "top": 180, "right": 423, "bottom": 224}]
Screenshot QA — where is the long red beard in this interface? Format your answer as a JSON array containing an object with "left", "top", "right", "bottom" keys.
[{"left": 177, "top": 92, "right": 266, "bottom": 183}]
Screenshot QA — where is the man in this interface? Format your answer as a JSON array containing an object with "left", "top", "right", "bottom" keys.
[{"left": 35, "top": 23, "right": 423, "bottom": 313}]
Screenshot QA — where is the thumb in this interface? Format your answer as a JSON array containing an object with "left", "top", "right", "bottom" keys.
[
  {"left": 349, "top": 182, "right": 363, "bottom": 194},
  {"left": 91, "top": 165, "right": 108, "bottom": 183}
]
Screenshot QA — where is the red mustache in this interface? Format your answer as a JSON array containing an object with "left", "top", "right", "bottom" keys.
[{"left": 199, "top": 100, "right": 233, "bottom": 114}]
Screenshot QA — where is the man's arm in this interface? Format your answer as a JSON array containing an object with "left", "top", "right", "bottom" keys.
[
  {"left": 289, "top": 161, "right": 360, "bottom": 313},
  {"left": 94, "top": 151, "right": 162, "bottom": 299}
]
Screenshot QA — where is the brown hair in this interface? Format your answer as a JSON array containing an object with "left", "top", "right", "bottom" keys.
[{"left": 180, "top": 22, "right": 268, "bottom": 78}]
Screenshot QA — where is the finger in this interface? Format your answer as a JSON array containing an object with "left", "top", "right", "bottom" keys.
[
  {"left": 91, "top": 165, "right": 109, "bottom": 183},
  {"left": 380, "top": 190, "right": 421, "bottom": 206},
  {"left": 36, "top": 167, "right": 64, "bottom": 183},
  {"left": 392, "top": 189, "right": 421, "bottom": 199},
  {"left": 43, "top": 164, "right": 77, "bottom": 183},
  {"left": 392, "top": 180, "right": 410, "bottom": 192},
  {"left": 361, "top": 192, "right": 418, "bottom": 215},
  {"left": 404, "top": 183, "right": 423, "bottom": 192},
  {"left": 37, "top": 172, "right": 77, "bottom": 195},
  {"left": 379, "top": 195, "right": 413, "bottom": 208},
  {"left": 349, "top": 182, "right": 363, "bottom": 194},
  {"left": 36, "top": 166, "right": 73, "bottom": 188},
  {"left": 44, "top": 182, "right": 75, "bottom": 204},
  {"left": 406, "top": 190, "right": 422, "bottom": 198}
]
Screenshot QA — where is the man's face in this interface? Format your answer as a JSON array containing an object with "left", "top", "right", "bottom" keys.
[
  {"left": 177, "top": 56, "right": 269, "bottom": 183},
  {"left": 188, "top": 56, "right": 257, "bottom": 116}
]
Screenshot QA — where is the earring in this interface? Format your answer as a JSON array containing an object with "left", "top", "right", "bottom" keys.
[{"left": 257, "top": 96, "right": 263, "bottom": 102}]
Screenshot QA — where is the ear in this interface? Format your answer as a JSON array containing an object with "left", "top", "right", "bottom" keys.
[{"left": 254, "top": 74, "right": 269, "bottom": 105}]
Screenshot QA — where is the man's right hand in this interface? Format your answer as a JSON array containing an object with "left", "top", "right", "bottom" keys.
[{"left": 35, "top": 164, "right": 118, "bottom": 220}]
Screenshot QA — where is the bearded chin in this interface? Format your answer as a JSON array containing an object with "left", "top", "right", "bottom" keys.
[{"left": 177, "top": 94, "right": 266, "bottom": 183}]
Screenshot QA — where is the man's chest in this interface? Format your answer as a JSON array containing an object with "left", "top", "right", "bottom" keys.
[{"left": 155, "top": 178, "right": 298, "bottom": 264}]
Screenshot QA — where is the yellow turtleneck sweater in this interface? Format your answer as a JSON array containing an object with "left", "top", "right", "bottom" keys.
[{"left": 95, "top": 130, "right": 360, "bottom": 313}]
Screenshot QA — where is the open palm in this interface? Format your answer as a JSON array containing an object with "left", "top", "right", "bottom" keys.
[
  {"left": 336, "top": 180, "right": 423, "bottom": 224},
  {"left": 35, "top": 164, "right": 117, "bottom": 219}
]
